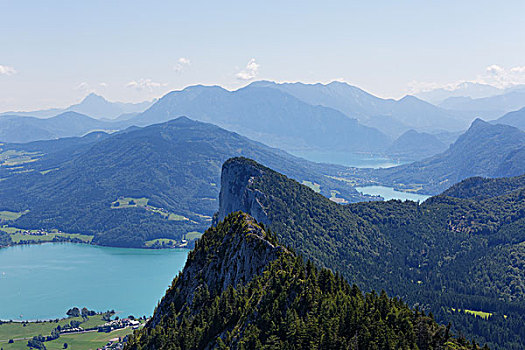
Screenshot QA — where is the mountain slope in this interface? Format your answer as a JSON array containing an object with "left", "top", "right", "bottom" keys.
[
  {"left": 131, "top": 85, "right": 391, "bottom": 153},
  {"left": 0, "top": 131, "right": 110, "bottom": 179},
  {"left": 127, "top": 212, "right": 475, "bottom": 350},
  {"left": 0, "top": 111, "right": 119, "bottom": 143},
  {"left": 250, "top": 80, "right": 468, "bottom": 136},
  {"left": 439, "top": 90, "right": 525, "bottom": 118},
  {"left": 386, "top": 129, "right": 447, "bottom": 160},
  {"left": 365, "top": 119, "right": 525, "bottom": 194},
  {"left": 442, "top": 175, "right": 525, "bottom": 200},
  {"left": 415, "top": 82, "right": 503, "bottom": 105},
  {"left": 218, "top": 157, "right": 525, "bottom": 348},
  {"left": 0, "top": 117, "right": 365, "bottom": 247},
  {"left": 493, "top": 107, "right": 525, "bottom": 130}
]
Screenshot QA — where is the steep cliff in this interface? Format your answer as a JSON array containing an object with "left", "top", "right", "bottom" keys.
[
  {"left": 218, "top": 158, "right": 271, "bottom": 225},
  {"left": 149, "top": 212, "right": 286, "bottom": 327}
]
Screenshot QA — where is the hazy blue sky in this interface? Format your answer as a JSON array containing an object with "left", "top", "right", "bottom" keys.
[{"left": 1, "top": 0, "right": 524, "bottom": 111}]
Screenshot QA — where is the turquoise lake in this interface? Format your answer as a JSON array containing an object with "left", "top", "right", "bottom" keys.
[
  {"left": 0, "top": 243, "right": 188, "bottom": 321},
  {"left": 355, "top": 185, "right": 431, "bottom": 202},
  {"left": 289, "top": 150, "right": 407, "bottom": 168}
]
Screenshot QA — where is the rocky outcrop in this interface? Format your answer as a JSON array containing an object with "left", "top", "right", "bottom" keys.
[
  {"left": 149, "top": 212, "right": 287, "bottom": 327},
  {"left": 218, "top": 157, "right": 271, "bottom": 226}
]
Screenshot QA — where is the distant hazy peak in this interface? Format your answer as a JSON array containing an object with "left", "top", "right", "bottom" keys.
[{"left": 81, "top": 92, "right": 108, "bottom": 103}]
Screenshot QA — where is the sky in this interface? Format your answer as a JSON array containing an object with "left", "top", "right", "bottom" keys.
[{"left": 1, "top": 0, "right": 524, "bottom": 111}]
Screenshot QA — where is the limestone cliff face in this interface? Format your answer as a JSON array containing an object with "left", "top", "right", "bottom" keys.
[
  {"left": 218, "top": 157, "right": 270, "bottom": 226},
  {"left": 149, "top": 212, "right": 286, "bottom": 327}
]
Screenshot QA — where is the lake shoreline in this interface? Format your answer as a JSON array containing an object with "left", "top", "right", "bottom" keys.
[{"left": 0, "top": 243, "right": 189, "bottom": 321}]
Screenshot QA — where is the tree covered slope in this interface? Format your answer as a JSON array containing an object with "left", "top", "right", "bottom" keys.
[
  {"left": 0, "top": 117, "right": 366, "bottom": 247},
  {"left": 126, "top": 212, "right": 476, "bottom": 350},
  {"left": 218, "top": 157, "right": 525, "bottom": 349}
]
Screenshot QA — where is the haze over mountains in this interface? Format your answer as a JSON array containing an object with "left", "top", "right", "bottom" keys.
[
  {"left": 0, "top": 111, "right": 124, "bottom": 143},
  {"left": 250, "top": 80, "right": 469, "bottom": 137},
  {"left": 414, "top": 82, "right": 517, "bottom": 104},
  {"left": 354, "top": 119, "right": 525, "bottom": 194},
  {"left": 131, "top": 84, "right": 392, "bottom": 153},
  {"left": 493, "top": 107, "right": 525, "bottom": 131},
  {"left": 0, "top": 93, "right": 154, "bottom": 120},
  {"left": 439, "top": 89, "right": 525, "bottom": 120},
  {"left": 2, "top": 81, "right": 523, "bottom": 163}
]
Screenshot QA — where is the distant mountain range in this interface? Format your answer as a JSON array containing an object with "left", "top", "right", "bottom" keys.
[
  {"left": 385, "top": 129, "right": 448, "bottom": 160},
  {"left": 0, "top": 93, "right": 154, "bottom": 120},
  {"left": 0, "top": 117, "right": 367, "bottom": 247},
  {"left": 359, "top": 119, "right": 525, "bottom": 194},
  {"left": 0, "top": 111, "right": 122, "bottom": 143},
  {"left": 415, "top": 82, "right": 505, "bottom": 104},
  {"left": 5, "top": 81, "right": 519, "bottom": 160},
  {"left": 250, "top": 81, "right": 469, "bottom": 137},
  {"left": 438, "top": 89, "right": 525, "bottom": 120},
  {"left": 493, "top": 107, "right": 525, "bottom": 130},
  {"left": 130, "top": 84, "right": 392, "bottom": 153}
]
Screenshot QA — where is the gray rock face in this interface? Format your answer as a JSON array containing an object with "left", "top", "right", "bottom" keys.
[
  {"left": 150, "top": 212, "right": 286, "bottom": 327},
  {"left": 218, "top": 158, "right": 270, "bottom": 226}
]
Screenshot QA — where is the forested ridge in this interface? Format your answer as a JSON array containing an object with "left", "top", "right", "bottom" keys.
[
  {"left": 0, "top": 117, "right": 363, "bottom": 247},
  {"left": 218, "top": 158, "right": 525, "bottom": 349},
  {"left": 126, "top": 212, "right": 478, "bottom": 350}
]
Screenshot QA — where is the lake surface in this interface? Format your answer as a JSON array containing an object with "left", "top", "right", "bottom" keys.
[
  {"left": 289, "top": 150, "right": 407, "bottom": 168},
  {"left": 0, "top": 243, "right": 188, "bottom": 321},
  {"left": 356, "top": 185, "right": 431, "bottom": 202}
]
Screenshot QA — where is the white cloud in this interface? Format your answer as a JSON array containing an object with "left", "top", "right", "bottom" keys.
[
  {"left": 236, "top": 58, "right": 259, "bottom": 81},
  {"left": 75, "top": 82, "right": 90, "bottom": 90},
  {"left": 478, "top": 64, "right": 525, "bottom": 88},
  {"left": 510, "top": 66, "right": 525, "bottom": 74},
  {"left": 174, "top": 57, "right": 191, "bottom": 72},
  {"left": 486, "top": 64, "right": 504, "bottom": 75},
  {"left": 99, "top": 82, "right": 108, "bottom": 88},
  {"left": 0, "top": 65, "right": 16, "bottom": 75},
  {"left": 126, "top": 78, "right": 167, "bottom": 91},
  {"left": 408, "top": 64, "right": 525, "bottom": 94}
]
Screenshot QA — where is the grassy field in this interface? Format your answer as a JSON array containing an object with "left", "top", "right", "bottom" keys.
[
  {"left": 144, "top": 238, "right": 178, "bottom": 247},
  {"left": 39, "top": 168, "right": 59, "bottom": 175},
  {"left": 329, "top": 190, "right": 348, "bottom": 204},
  {"left": 46, "top": 327, "right": 133, "bottom": 350},
  {"left": 0, "top": 315, "right": 106, "bottom": 342},
  {"left": 0, "top": 150, "right": 42, "bottom": 167},
  {"left": 0, "top": 315, "right": 133, "bottom": 350},
  {"left": 185, "top": 231, "right": 203, "bottom": 240},
  {"left": 302, "top": 181, "right": 321, "bottom": 193},
  {"left": 111, "top": 197, "right": 149, "bottom": 208},
  {"left": 451, "top": 308, "right": 493, "bottom": 320},
  {"left": 167, "top": 213, "right": 188, "bottom": 221},
  {"left": 463, "top": 309, "right": 492, "bottom": 320},
  {"left": 0, "top": 211, "right": 28, "bottom": 221},
  {"left": 0, "top": 328, "right": 132, "bottom": 350},
  {"left": 9, "top": 232, "right": 93, "bottom": 244},
  {"left": 111, "top": 197, "right": 189, "bottom": 221}
]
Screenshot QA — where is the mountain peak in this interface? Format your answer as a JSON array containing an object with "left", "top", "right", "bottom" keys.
[
  {"left": 149, "top": 211, "right": 286, "bottom": 326},
  {"left": 470, "top": 118, "right": 489, "bottom": 128},
  {"left": 81, "top": 92, "right": 108, "bottom": 104}
]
